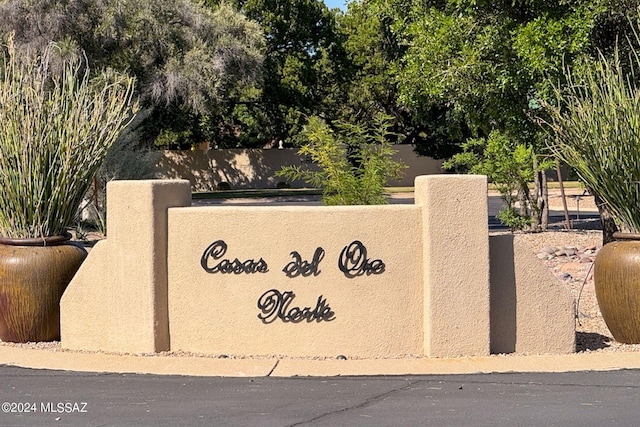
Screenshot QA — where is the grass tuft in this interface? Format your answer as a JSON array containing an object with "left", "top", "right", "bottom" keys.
[{"left": 0, "top": 37, "right": 137, "bottom": 239}]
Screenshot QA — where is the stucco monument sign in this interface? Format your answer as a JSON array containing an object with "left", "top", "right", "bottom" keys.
[
  {"left": 60, "top": 175, "right": 576, "bottom": 359},
  {"left": 168, "top": 197, "right": 424, "bottom": 358}
]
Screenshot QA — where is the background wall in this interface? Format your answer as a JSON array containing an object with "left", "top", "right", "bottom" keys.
[{"left": 154, "top": 146, "right": 444, "bottom": 191}]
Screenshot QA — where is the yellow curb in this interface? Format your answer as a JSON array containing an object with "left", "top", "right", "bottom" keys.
[
  {"left": 0, "top": 346, "right": 276, "bottom": 377},
  {"left": 2, "top": 345, "right": 640, "bottom": 377},
  {"left": 272, "top": 352, "right": 640, "bottom": 376}
]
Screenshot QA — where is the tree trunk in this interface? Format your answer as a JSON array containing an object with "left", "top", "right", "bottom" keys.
[
  {"left": 539, "top": 169, "right": 549, "bottom": 230},
  {"left": 531, "top": 156, "right": 549, "bottom": 231},
  {"left": 532, "top": 158, "right": 541, "bottom": 230},
  {"left": 517, "top": 186, "right": 527, "bottom": 218},
  {"left": 556, "top": 164, "right": 571, "bottom": 230}
]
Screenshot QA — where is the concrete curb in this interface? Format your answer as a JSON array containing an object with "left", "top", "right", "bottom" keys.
[{"left": 2, "top": 346, "right": 640, "bottom": 377}]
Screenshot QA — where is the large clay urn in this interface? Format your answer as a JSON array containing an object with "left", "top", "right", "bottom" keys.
[
  {"left": 594, "top": 232, "right": 640, "bottom": 343},
  {"left": 0, "top": 234, "right": 87, "bottom": 342}
]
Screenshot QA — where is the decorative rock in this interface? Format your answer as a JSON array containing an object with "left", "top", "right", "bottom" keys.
[
  {"left": 553, "top": 248, "right": 574, "bottom": 257},
  {"left": 559, "top": 272, "right": 572, "bottom": 281},
  {"left": 538, "top": 244, "right": 603, "bottom": 260}
]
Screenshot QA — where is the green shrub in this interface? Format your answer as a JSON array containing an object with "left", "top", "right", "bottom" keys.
[
  {"left": 277, "top": 115, "right": 406, "bottom": 205},
  {"left": 443, "top": 130, "right": 551, "bottom": 231}
]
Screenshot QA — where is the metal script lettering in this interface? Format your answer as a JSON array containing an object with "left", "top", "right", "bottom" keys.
[
  {"left": 257, "top": 289, "right": 335, "bottom": 324},
  {"left": 338, "top": 240, "right": 385, "bottom": 278},
  {"left": 200, "top": 240, "right": 269, "bottom": 274},
  {"left": 282, "top": 247, "right": 325, "bottom": 278}
]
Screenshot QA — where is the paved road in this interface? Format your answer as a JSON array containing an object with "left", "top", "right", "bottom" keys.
[
  {"left": 1, "top": 365, "right": 639, "bottom": 426},
  {"left": 194, "top": 192, "right": 601, "bottom": 231}
]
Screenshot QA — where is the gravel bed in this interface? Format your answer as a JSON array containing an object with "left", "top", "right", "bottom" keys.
[{"left": 515, "top": 228, "right": 640, "bottom": 354}]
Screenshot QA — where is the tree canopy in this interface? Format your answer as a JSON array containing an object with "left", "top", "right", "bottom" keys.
[
  {"left": 2, "top": 0, "right": 639, "bottom": 208},
  {"left": 205, "top": 0, "right": 348, "bottom": 147},
  {"left": 355, "top": 0, "right": 640, "bottom": 228},
  {"left": 0, "top": 0, "right": 265, "bottom": 146}
]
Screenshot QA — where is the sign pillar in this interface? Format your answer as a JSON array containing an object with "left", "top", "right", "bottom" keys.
[
  {"left": 415, "top": 175, "right": 490, "bottom": 357},
  {"left": 61, "top": 180, "right": 192, "bottom": 353}
]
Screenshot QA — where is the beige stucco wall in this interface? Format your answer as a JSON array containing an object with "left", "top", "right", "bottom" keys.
[
  {"left": 154, "top": 146, "right": 443, "bottom": 191},
  {"left": 166, "top": 174, "right": 490, "bottom": 358},
  {"left": 168, "top": 206, "right": 424, "bottom": 358},
  {"left": 490, "top": 234, "right": 575, "bottom": 354},
  {"left": 60, "top": 176, "right": 575, "bottom": 359}
]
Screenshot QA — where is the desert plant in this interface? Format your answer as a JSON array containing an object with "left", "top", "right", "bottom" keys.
[
  {"left": 277, "top": 115, "right": 406, "bottom": 205},
  {"left": 443, "top": 130, "right": 548, "bottom": 231},
  {"left": 0, "top": 38, "right": 137, "bottom": 239},
  {"left": 83, "top": 108, "right": 161, "bottom": 236},
  {"left": 542, "top": 44, "right": 640, "bottom": 236}
]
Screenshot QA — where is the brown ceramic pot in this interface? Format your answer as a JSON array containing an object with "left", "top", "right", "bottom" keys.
[
  {"left": 594, "top": 232, "right": 640, "bottom": 343},
  {"left": 0, "top": 234, "right": 87, "bottom": 342}
]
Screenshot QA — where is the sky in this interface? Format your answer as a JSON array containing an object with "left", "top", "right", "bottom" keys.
[{"left": 323, "top": 0, "right": 347, "bottom": 10}]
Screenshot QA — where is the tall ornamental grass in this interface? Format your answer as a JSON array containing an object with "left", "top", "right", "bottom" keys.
[
  {"left": 543, "top": 46, "right": 640, "bottom": 233},
  {"left": 0, "top": 39, "right": 137, "bottom": 239}
]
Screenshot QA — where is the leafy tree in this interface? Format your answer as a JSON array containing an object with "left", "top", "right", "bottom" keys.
[
  {"left": 337, "top": 0, "right": 469, "bottom": 159},
  {"left": 381, "top": 0, "right": 638, "bottom": 229},
  {"left": 0, "top": 0, "right": 265, "bottom": 148},
  {"left": 206, "top": 0, "right": 348, "bottom": 147},
  {"left": 338, "top": 1, "right": 402, "bottom": 124},
  {"left": 0, "top": 0, "right": 265, "bottom": 233},
  {"left": 444, "top": 131, "right": 548, "bottom": 230}
]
